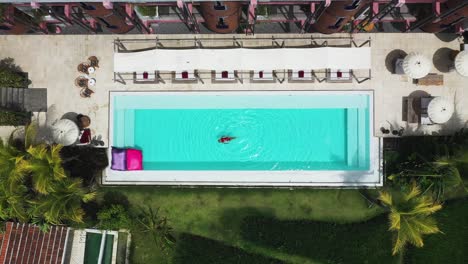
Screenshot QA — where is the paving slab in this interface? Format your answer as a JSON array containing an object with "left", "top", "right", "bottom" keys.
[{"left": 0, "top": 33, "right": 466, "bottom": 146}]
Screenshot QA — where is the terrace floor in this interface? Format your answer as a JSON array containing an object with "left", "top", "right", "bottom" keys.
[{"left": 0, "top": 33, "right": 466, "bottom": 146}]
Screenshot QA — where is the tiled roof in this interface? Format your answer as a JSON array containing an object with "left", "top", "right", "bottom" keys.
[{"left": 0, "top": 222, "right": 69, "bottom": 264}]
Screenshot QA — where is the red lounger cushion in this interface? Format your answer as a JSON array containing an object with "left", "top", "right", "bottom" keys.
[{"left": 126, "top": 148, "right": 143, "bottom": 170}]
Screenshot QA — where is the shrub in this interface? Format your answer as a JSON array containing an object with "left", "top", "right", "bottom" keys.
[
  {"left": 0, "top": 109, "right": 31, "bottom": 126},
  {"left": 0, "top": 4, "right": 8, "bottom": 24},
  {"left": 0, "top": 58, "right": 29, "bottom": 88},
  {"left": 97, "top": 204, "right": 131, "bottom": 230},
  {"left": 136, "top": 6, "right": 157, "bottom": 17}
]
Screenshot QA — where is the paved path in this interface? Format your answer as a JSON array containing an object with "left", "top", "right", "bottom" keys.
[{"left": 0, "top": 33, "right": 466, "bottom": 146}]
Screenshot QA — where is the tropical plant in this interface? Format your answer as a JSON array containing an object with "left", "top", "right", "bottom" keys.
[
  {"left": 378, "top": 184, "right": 442, "bottom": 255},
  {"left": 30, "top": 177, "right": 96, "bottom": 225},
  {"left": 0, "top": 127, "right": 96, "bottom": 227},
  {"left": 0, "top": 109, "right": 31, "bottom": 126},
  {"left": 136, "top": 6, "right": 157, "bottom": 17},
  {"left": 388, "top": 151, "right": 466, "bottom": 201},
  {"left": 0, "top": 58, "right": 29, "bottom": 88},
  {"left": 23, "top": 144, "right": 66, "bottom": 194},
  {"left": 97, "top": 204, "right": 131, "bottom": 230},
  {"left": 0, "top": 138, "right": 29, "bottom": 221},
  {"left": 136, "top": 206, "right": 176, "bottom": 253},
  {"left": 0, "top": 4, "right": 8, "bottom": 25}
]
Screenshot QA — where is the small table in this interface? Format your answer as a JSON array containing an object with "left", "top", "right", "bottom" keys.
[
  {"left": 416, "top": 74, "right": 443, "bottom": 86},
  {"left": 87, "top": 67, "right": 95, "bottom": 74},
  {"left": 88, "top": 78, "right": 96, "bottom": 86}
]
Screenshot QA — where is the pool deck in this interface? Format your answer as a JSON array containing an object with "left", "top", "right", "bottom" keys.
[{"left": 0, "top": 33, "right": 466, "bottom": 147}]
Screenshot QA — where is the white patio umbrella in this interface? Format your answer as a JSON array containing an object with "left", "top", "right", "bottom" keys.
[
  {"left": 454, "top": 50, "right": 468, "bottom": 77},
  {"left": 428, "top": 97, "right": 454, "bottom": 124},
  {"left": 402, "top": 52, "right": 431, "bottom": 79},
  {"left": 51, "top": 119, "right": 79, "bottom": 146}
]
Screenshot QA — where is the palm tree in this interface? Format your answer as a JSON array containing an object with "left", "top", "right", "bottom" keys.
[
  {"left": 31, "top": 177, "right": 95, "bottom": 225},
  {"left": 136, "top": 206, "right": 176, "bottom": 253},
  {"left": 23, "top": 144, "right": 66, "bottom": 194},
  {"left": 379, "top": 184, "right": 442, "bottom": 255},
  {"left": 0, "top": 182, "right": 29, "bottom": 222},
  {"left": 0, "top": 138, "right": 29, "bottom": 222}
]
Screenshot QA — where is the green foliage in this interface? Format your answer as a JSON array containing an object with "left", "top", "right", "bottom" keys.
[
  {"left": 0, "top": 58, "right": 29, "bottom": 88},
  {"left": 136, "top": 6, "right": 157, "bottom": 17},
  {"left": 30, "top": 177, "right": 95, "bottom": 225},
  {"left": 97, "top": 204, "right": 131, "bottom": 230},
  {"left": 136, "top": 206, "right": 176, "bottom": 254},
  {"left": 379, "top": 185, "right": 442, "bottom": 255},
  {"left": 0, "top": 4, "right": 8, "bottom": 24},
  {"left": 0, "top": 133, "right": 95, "bottom": 226},
  {"left": 0, "top": 109, "right": 31, "bottom": 126},
  {"left": 256, "top": 5, "right": 270, "bottom": 17},
  {"left": 24, "top": 144, "right": 66, "bottom": 194},
  {"left": 388, "top": 154, "right": 465, "bottom": 201},
  {"left": 384, "top": 131, "right": 468, "bottom": 200}
]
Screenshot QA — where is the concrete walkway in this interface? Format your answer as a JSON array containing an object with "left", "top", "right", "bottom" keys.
[{"left": 0, "top": 33, "right": 466, "bottom": 146}]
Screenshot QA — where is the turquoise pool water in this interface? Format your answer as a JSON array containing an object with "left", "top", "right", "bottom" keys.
[{"left": 112, "top": 93, "right": 370, "bottom": 171}]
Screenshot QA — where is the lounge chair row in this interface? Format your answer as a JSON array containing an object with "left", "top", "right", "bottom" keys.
[{"left": 133, "top": 69, "right": 353, "bottom": 84}]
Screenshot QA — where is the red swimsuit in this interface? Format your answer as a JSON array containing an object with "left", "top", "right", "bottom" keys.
[{"left": 218, "top": 137, "right": 234, "bottom": 143}]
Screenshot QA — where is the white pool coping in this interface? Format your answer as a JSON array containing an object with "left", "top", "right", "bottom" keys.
[{"left": 103, "top": 90, "right": 382, "bottom": 187}]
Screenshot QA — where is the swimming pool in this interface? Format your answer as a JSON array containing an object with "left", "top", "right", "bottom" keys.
[{"left": 106, "top": 91, "right": 381, "bottom": 186}]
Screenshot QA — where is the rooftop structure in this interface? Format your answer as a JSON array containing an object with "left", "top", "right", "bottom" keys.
[
  {"left": 0, "top": 1, "right": 467, "bottom": 35},
  {"left": 0, "top": 222, "right": 125, "bottom": 264}
]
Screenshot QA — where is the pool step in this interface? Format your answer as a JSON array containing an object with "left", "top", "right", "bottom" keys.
[
  {"left": 114, "top": 109, "right": 125, "bottom": 147},
  {"left": 123, "top": 109, "right": 135, "bottom": 147},
  {"left": 346, "top": 108, "right": 368, "bottom": 169},
  {"left": 113, "top": 109, "right": 135, "bottom": 148},
  {"left": 346, "top": 109, "right": 359, "bottom": 167},
  {"left": 357, "top": 108, "right": 367, "bottom": 168}
]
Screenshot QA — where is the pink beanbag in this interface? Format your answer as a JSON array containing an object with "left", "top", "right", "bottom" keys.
[{"left": 126, "top": 148, "right": 143, "bottom": 170}]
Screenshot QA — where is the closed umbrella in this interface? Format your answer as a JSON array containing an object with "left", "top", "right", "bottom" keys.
[
  {"left": 402, "top": 53, "right": 431, "bottom": 79},
  {"left": 428, "top": 97, "right": 454, "bottom": 124},
  {"left": 454, "top": 50, "right": 468, "bottom": 77},
  {"left": 51, "top": 119, "right": 79, "bottom": 146}
]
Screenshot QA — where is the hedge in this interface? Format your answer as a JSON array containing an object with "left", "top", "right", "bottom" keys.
[{"left": 0, "top": 109, "right": 31, "bottom": 126}]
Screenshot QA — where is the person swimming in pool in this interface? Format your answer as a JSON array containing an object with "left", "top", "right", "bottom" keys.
[{"left": 218, "top": 136, "right": 236, "bottom": 144}]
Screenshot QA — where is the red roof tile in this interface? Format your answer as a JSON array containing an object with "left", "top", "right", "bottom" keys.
[{"left": 0, "top": 222, "right": 69, "bottom": 264}]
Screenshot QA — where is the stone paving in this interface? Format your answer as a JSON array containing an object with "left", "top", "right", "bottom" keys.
[{"left": 0, "top": 33, "right": 466, "bottom": 146}]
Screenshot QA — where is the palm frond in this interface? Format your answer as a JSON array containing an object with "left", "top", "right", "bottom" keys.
[
  {"left": 403, "top": 184, "right": 421, "bottom": 201},
  {"left": 400, "top": 217, "right": 424, "bottom": 248},
  {"left": 378, "top": 191, "right": 393, "bottom": 206},
  {"left": 24, "top": 123, "right": 38, "bottom": 149},
  {"left": 388, "top": 212, "right": 401, "bottom": 231}
]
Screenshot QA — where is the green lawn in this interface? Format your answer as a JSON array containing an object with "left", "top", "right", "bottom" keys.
[
  {"left": 102, "top": 187, "right": 384, "bottom": 264},
  {"left": 101, "top": 187, "right": 468, "bottom": 264}
]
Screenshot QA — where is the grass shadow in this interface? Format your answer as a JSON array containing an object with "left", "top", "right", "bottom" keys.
[
  {"left": 173, "top": 233, "right": 285, "bottom": 264},
  {"left": 240, "top": 214, "right": 397, "bottom": 264}
]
